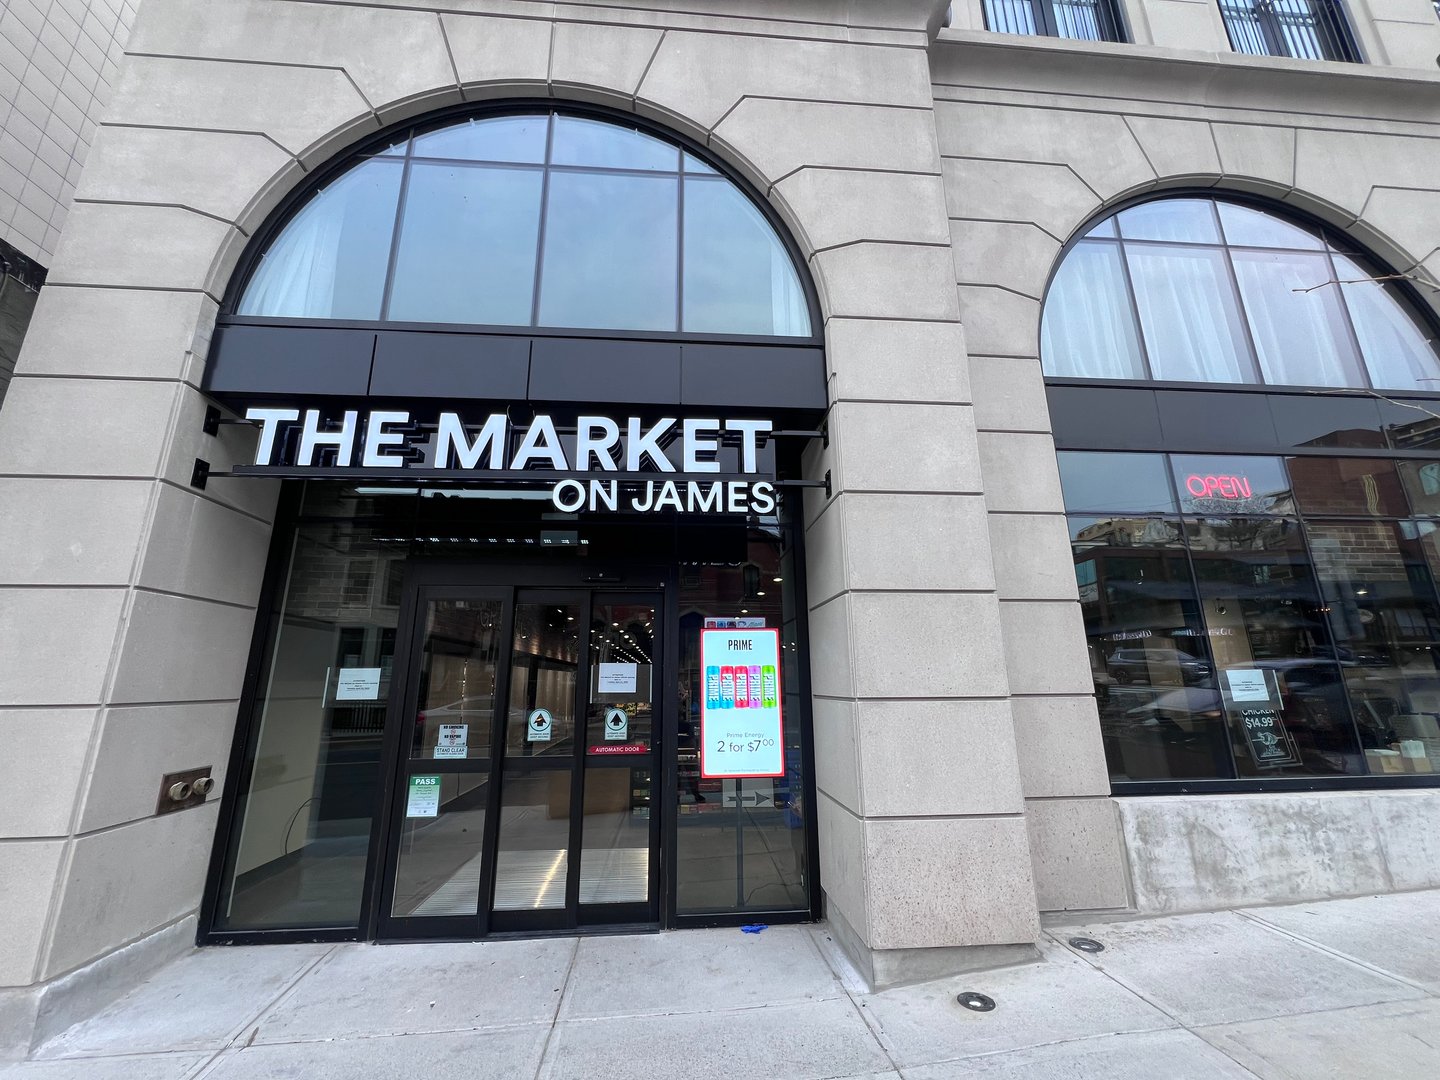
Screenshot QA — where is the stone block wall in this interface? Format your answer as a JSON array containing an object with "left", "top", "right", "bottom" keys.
[{"left": 931, "top": 28, "right": 1440, "bottom": 914}]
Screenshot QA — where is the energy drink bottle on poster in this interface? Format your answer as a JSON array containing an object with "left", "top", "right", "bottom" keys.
[
  {"left": 705, "top": 666, "right": 721, "bottom": 710},
  {"left": 762, "top": 665, "right": 777, "bottom": 708},
  {"left": 719, "top": 666, "right": 735, "bottom": 709},
  {"left": 734, "top": 665, "right": 749, "bottom": 709},
  {"left": 748, "top": 665, "right": 763, "bottom": 708}
]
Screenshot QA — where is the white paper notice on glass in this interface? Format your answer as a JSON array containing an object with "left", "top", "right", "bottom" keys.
[
  {"left": 1225, "top": 669, "right": 1270, "bottom": 702},
  {"left": 598, "top": 663, "right": 638, "bottom": 695},
  {"left": 335, "top": 668, "right": 382, "bottom": 701},
  {"left": 433, "top": 724, "right": 468, "bottom": 759}
]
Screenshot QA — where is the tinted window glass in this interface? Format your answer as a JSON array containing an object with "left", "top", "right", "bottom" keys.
[
  {"left": 386, "top": 164, "right": 544, "bottom": 324},
  {"left": 1184, "top": 516, "right": 1363, "bottom": 778},
  {"left": 237, "top": 111, "right": 811, "bottom": 337},
  {"left": 1398, "top": 460, "right": 1440, "bottom": 517},
  {"left": 683, "top": 177, "right": 808, "bottom": 336},
  {"left": 1058, "top": 452, "right": 1177, "bottom": 513},
  {"left": 411, "top": 115, "right": 549, "bottom": 163},
  {"left": 537, "top": 171, "right": 678, "bottom": 331},
  {"left": 1307, "top": 519, "right": 1440, "bottom": 777},
  {"left": 1217, "top": 202, "right": 1323, "bottom": 250},
  {"left": 1337, "top": 254, "right": 1440, "bottom": 392},
  {"left": 1072, "top": 515, "right": 1231, "bottom": 782},
  {"left": 1041, "top": 197, "right": 1440, "bottom": 393},
  {"left": 1041, "top": 241, "right": 1147, "bottom": 379},
  {"left": 1169, "top": 455, "right": 1292, "bottom": 515},
  {"left": 1118, "top": 199, "right": 1221, "bottom": 244},
  {"left": 238, "top": 159, "right": 403, "bottom": 320},
  {"left": 1127, "top": 245, "right": 1256, "bottom": 383},
  {"left": 1287, "top": 457, "right": 1407, "bottom": 517},
  {"left": 550, "top": 115, "right": 678, "bottom": 171},
  {"left": 1232, "top": 250, "right": 1365, "bottom": 388}
]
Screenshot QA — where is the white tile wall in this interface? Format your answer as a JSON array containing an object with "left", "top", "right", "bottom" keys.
[{"left": 0, "top": 0, "right": 136, "bottom": 266}]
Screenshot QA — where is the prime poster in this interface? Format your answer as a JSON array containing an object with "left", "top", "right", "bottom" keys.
[{"left": 700, "top": 629, "right": 784, "bottom": 778}]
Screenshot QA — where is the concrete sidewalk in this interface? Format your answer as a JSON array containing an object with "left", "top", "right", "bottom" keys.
[{"left": 6, "top": 890, "right": 1440, "bottom": 1079}]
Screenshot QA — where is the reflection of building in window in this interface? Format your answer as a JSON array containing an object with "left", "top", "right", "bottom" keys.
[
  {"left": 1061, "top": 450, "right": 1440, "bottom": 784},
  {"left": 0, "top": 240, "right": 45, "bottom": 413}
]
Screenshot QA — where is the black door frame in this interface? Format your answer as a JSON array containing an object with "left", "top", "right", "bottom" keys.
[
  {"left": 366, "top": 559, "right": 670, "bottom": 942},
  {"left": 197, "top": 490, "right": 823, "bottom": 947}
]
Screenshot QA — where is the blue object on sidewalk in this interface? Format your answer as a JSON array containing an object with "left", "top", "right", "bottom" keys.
[{"left": 740, "top": 924, "right": 767, "bottom": 934}]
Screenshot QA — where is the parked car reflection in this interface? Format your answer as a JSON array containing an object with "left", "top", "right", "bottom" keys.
[{"left": 1105, "top": 646, "right": 1212, "bottom": 685}]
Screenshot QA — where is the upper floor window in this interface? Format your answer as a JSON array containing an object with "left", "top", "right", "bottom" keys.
[
  {"left": 982, "top": 0, "right": 1126, "bottom": 40},
  {"left": 1042, "top": 196, "right": 1440, "bottom": 391},
  {"left": 1218, "top": 0, "right": 1362, "bottom": 62},
  {"left": 236, "top": 109, "right": 812, "bottom": 338}
]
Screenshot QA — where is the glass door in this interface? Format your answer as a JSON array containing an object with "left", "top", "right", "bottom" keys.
[
  {"left": 576, "top": 597, "right": 660, "bottom": 926},
  {"left": 377, "top": 582, "right": 661, "bottom": 938},
  {"left": 489, "top": 591, "right": 586, "bottom": 930},
  {"left": 377, "top": 588, "right": 508, "bottom": 938}
]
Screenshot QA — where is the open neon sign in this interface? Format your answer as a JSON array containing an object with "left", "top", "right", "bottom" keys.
[{"left": 1185, "top": 474, "right": 1252, "bottom": 500}]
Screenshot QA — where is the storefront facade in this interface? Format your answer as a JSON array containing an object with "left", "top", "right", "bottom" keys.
[
  {"left": 4, "top": 0, "right": 1440, "bottom": 1055},
  {"left": 198, "top": 104, "right": 825, "bottom": 940}
]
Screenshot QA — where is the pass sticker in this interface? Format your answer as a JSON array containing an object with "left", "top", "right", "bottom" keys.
[
  {"left": 406, "top": 775, "right": 441, "bottom": 818},
  {"left": 700, "top": 629, "right": 784, "bottom": 778}
]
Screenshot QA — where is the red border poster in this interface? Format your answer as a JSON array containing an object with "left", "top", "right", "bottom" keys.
[{"left": 699, "top": 628, "right": 785, "bottom": 778}]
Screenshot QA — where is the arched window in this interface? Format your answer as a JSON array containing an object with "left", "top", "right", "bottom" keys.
[
  {"left": 235, "top": 109, "right": 812, "bottom": 338},
  {"left": 1041, "top": 196, "right": 1440, "bottom": 392}
]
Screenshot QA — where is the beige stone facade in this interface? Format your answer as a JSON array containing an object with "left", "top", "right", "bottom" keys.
[{"left": 3, "top": 0, "right": 1440, "bottom": 1055}]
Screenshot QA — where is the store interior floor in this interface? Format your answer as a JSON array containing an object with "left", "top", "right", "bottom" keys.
[{"left": 10, "top": 889, "right": 1440, "bottom": 1078}]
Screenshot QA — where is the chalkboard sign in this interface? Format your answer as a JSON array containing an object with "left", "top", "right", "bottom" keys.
[{"left": 1222, "top": 669, "right": 1302, "bottom": 769}]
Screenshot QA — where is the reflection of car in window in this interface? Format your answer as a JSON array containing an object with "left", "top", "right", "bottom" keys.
[{"left": 1106, "top": 647, "right": 1212, "bottom": 685}]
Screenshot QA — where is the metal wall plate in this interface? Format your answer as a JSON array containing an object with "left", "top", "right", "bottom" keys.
[{"left": 157, "top": 767, "right": 213, "bottom": 815}]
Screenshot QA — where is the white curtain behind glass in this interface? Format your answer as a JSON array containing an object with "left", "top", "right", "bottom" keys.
[
  {"left": 769, "top": 244, "right": 809, "bottom": 336},
  {"left": 1127, "top": 246, "right": 1254, "bottom": 383},
  {"left": 1336, "top": 255, "right": 1440, "bottom": 391},
  {"left": 1040, "top": 241, "right": 1146, "bottom": 378},
  {"left": 1232, "top": 250, "right": 1364, "bottom": 387},
  {"left": 238, "top": 198, "right": 345, "bottom": 317},
  {"left": 238, "top": 162, "right": 402, "bottom": 319}
]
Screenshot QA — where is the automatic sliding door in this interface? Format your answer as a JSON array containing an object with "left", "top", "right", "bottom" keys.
[
  {"left": 491, "top": 594, "right": 584, "bottom": 928},
  {"left": 579, "top": 597, "right": 660, "bottom": 924},
  {"left": 380, "top": 590, "right": 506, "bottom": 937}
]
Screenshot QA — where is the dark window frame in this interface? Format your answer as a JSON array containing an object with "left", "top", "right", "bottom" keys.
[
  {"left": 1217, "top": 0, "right": 1365, "bottom": 63},
  {"left": 982, "top": 0, "right": 1129, "bottom": 42}
]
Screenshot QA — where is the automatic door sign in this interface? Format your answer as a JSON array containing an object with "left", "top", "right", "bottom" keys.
[
  {"left": 700, "top": 629, "right": 784, "bottom": 778},
  {"left": 433, "top": 723, "right": 468, "bottom": 759},
  {"left": 604, "top": 707, "right": 629, "bottom": 742},
  {"left": 527, "top": 708, "right": 553, "bottom": 742}
]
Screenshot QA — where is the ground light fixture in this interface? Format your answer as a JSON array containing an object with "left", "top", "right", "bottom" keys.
[
  {"left": 956, "top": 992, "right": 996, "bottom": 1012},
  {"left": 1068, "top": 937, "right": 1105, "bottom": 954}
]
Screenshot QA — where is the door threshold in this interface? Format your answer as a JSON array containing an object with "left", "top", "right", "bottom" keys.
[{"left": 375, "top": 923, "right": 662, "bottom": 945}]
